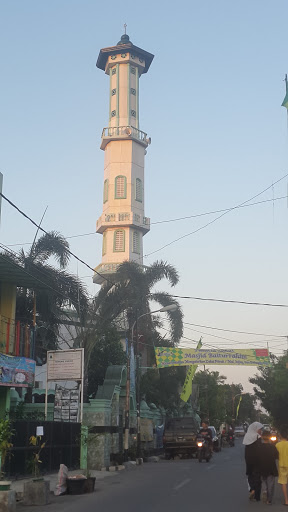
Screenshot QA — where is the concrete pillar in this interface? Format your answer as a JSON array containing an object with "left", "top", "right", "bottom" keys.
[
  {"left": 0, "top": 490, "right": 16, "bottom": 512},
  {"left": 80, "top": 425, "right": 88, "bottom": 471}
]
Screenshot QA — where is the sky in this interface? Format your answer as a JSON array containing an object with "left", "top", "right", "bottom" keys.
[{"left": 1, "top": 0, "right": 288, "bottom": 392}]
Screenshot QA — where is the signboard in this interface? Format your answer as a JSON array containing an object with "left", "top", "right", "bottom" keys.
[
  {"left": 54, "top": 385, "right": 80, "bottom": 423},
  {"left": 155, "top": 348, "right": 271, "bottom": 368},
  {"left": 45, "top": 349, "right": 84, "bottom": 423},
  {"left": 0, "top": 354, "right": 35, "bottom": 387},
  {"left": 47, "top": 349, "right": 83, "bottom": 381}
]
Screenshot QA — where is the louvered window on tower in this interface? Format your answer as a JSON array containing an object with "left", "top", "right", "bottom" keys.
[
  {"left": 132, "top": 231, "right": 140, "bottom": 254},
  {"left": 114, "top": 230, "right": 125, "bottom": 252},
  {"left": 115, "top": 175, "right": 127, "bottom": 199},
  {"left": 103, "top": 179, "right": 109, "bottom": 203},
  {"left": 135, "top": 178, "right": 142, "bottom": 202}
]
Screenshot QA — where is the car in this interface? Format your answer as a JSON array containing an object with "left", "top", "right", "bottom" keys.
[
  {"left": 262, "top": 424, "right": 271, "bottom": 432},
  {"left": 234, "top": 426, "right": 245, "bottom": 437},
  {"left": 209, "top": 425, "right": 221, "bottom": 452}
]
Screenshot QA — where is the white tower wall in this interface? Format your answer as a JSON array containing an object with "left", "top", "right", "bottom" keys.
[{"left": 94, "top": 35, "right": 153, "bottom": 285}]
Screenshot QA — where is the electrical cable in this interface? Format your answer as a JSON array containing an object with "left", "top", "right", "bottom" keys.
[
  {"left": 171, "top": 294, "right": 288, "bottom": 308},
  {"left": 183, "top": 325, "right": 271, "bottom": 346},
  {"left": 151, "top": 195, "right": 288, "bottom": 225},
  {"left": 0, "top": 192, "right": 114, "bottom": 285},
  {"left": 183, "top": 328, "right": 283, "bottom": 349},
  {"left": 183, "top": 322, "right": 288, "bottom": 338},
  {"left": 0, "top": 242, "right": 91, "bottom": 307},
  {"left": 0, "top": 252, "right": 73, "bottom": 301},
  {"left": 144, "top": 172, "right": 288, "bottom": 257},
  {"left": 4, "top": 194, "right": 288, "bottom": 248}
]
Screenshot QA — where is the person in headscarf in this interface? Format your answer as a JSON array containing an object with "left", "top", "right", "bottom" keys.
[{"left": 243, "top": 422, "right": 263, "bottom": 501}]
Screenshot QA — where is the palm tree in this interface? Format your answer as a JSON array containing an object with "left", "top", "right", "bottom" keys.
[
  {"left": 93, "top": 260, "right": 183, "bottom": 346},
  {"left": 4, "top": 231, "right": 89, "bottom": 362}
]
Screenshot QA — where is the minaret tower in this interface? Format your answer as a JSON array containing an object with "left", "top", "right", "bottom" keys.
[{"left": 93, "top": 31, "right": 154, "bottom": 285}]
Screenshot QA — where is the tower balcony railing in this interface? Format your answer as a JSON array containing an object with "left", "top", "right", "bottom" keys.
[
  {"left": 96, "top": 212, "right": 150, "bottom": 233},
  {"left": 100, "top": 125, "right": 151, "bottom": 149}
]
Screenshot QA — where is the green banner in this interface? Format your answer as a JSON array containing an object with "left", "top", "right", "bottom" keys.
[
  {"left": 155, "top": 348, "right": 271, "bottom": 368},
  {"left": 180, "top": 338, "right": 202, "bottom": 403}
]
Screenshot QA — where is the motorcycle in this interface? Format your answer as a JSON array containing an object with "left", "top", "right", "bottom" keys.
[
  {"left": 269, "top": 432, "right": 278, "bottom": 444},
  {"left": 197, "top": 436, "right": 212, "bottom": 463},
  {"left": 228, "top": 433, "right": 235, "bottom": 447}
]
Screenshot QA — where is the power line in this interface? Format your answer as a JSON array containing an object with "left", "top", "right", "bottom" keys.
[
  {"left": 151, "top": 195, "right": 288, "bottom": 225},
  {"left": 144, "top": 172, "right": 288, "bottom": 257},
  {"left": 184, "top": 322, "right": 287, "bottom": 338},
  {"left": 4, "top": 231, "right": 98, "bottom": 247},
  {"left": 171, "top": 294, "right": 288, "bottom": 308},
  {"left": 0, "top": 252, "right": 73, "bottom": 302},
  {"left": 3, "top": 194, "right": 288, "bottom": 248},
  {"left": 183, "top": 325, "right": 283, "bottom": 348},
  {"left": 0, "top": 192, "right": 114, "bottom": 285},
  {"left": 0, "top": 242, "right": 91, "bottom": 304},
  {"left": 183, "top": 324, "right": 267, "bottom": 345}
]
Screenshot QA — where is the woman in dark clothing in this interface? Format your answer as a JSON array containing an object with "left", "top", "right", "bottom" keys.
[
  {"left": 243, "top": 422, "right": 263, "bottom": 501},
  {"left": 258, "top": 430, "right": 278, "bottom": 504}
]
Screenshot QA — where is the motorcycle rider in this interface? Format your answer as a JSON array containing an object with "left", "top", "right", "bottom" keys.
[
  {"left": 200, "top": 420, "right": 213, "bottom": 452},
  {"left": 227, "top": 425, "right": 235, "bottom": 446}
]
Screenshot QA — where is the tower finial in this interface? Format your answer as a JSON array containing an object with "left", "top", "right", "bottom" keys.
[{"left": 124, "top": 23, "right": 127, "bottom": 35}]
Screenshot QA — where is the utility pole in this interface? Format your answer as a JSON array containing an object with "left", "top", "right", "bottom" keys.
[
  {"left": 124, "top": 309, "right": 133, "bottom": 461},
  {"left": 135, "top": 315, "right": 141, "bottom": 458}
]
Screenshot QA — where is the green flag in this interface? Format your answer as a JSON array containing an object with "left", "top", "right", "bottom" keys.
[
  {"left": 180, "top": 338, "right": 202, "bottom": 402},
  {"left": 282, "top": 75, "right": 288, "bottom": 109}
]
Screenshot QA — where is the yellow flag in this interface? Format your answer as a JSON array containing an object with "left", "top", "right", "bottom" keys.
[
  {"left": 236, "top": 395, "right": 243, "bottom": 419},
  {"left": 180, "top": 338, "right": 202, "bottom": 402}
]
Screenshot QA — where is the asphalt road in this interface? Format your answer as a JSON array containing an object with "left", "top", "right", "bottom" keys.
[{"left": 19, "top": 439, "right": 286, "bottom": 512}]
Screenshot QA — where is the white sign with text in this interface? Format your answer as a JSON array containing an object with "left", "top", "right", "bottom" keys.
[{"left": 47, "top": 349, "right": 83, "bottom": 381}]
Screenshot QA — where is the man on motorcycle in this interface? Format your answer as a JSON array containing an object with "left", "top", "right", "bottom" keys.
[
  {"left": 227, "top": 425, "right": 235, "bottom": 446},
  {"left": 200, "top": 420, "right": 213, "bottom": 452}
]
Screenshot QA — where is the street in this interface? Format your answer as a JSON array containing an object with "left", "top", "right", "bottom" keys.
[{"left": 19, "top": 439, "right": 285, "bottom": 512}]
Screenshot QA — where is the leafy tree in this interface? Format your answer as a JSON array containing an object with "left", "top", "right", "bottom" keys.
[
  {"left": 2, "top": 231, "right": 89, "bottom": 362},
  {"left": 86, "top": 327, "right": 126, "bottom": 397},
  {"left": 250, "top": 353, "right": 288, "bottom": 428},
  {"left": 194, "top": 370, "right": 226, "bottom": 425},
  {"left": 94, "top": 261, "right": 183, "bottom": 346},
  {"left": 140, "top": 366, "right": 186, "bottom": 413},
  {"left": 193, "top": 371, "right": 258, "bottom": 427}
]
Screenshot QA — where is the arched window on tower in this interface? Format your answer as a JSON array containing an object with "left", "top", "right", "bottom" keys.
[
  {"left": 115, "top": 175, "right": 127, "bottom": 199},
  {"left": 114, "top": 230, "right": 125, "bottom": 252},
  {"left": 102, "top": 232, "right": 107, "bottom": 255},
  {"left": 103, "top": 179, "right": 109, "bottom": 203},
  {"left": 132, "top": 230, "right": 140, "bottom": 254},
  {"left": 135, "top": 178, "right": 142, "bottom": 202}
]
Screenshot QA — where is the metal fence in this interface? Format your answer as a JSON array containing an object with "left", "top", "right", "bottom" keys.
[{"left": 4, "top": 420, "right": 81, "bottom": 477}]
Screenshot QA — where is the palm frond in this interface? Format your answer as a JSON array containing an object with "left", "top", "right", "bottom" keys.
[
  {"left": 150, "top": 291, "right": 183, "bottom": 344},
  {"left": 144, "top": 260, "right": 179, "bottom": 288},
  {"left": 29, "top": 231, "right": 70, "bottom": 268}
]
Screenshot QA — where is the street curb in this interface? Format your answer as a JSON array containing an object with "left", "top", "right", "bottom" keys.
[
  {"left": 143, "top": 456, "right": 160, "bottom": 463},
  {"left": 101, "top": 465, "right": 125, "bottom": 472}
]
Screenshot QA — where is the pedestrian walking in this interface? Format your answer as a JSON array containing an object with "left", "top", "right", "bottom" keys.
[
  {"left": 243, "top": 421, "right": 263, "bottom": 502},
  {"left": 276, "top": 425, "right": 288, "bottom": 506},
  {"left": 258, "top": 430, "right": 278, "bottom": 504}
]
